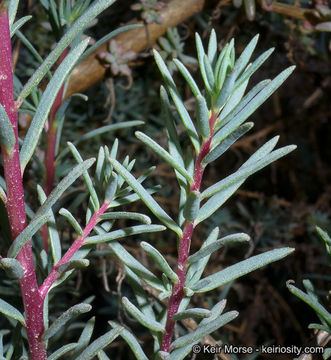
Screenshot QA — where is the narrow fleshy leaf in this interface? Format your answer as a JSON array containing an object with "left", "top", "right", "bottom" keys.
[
  {"left": 173, "top": 59, "right": 201, "bottom": 97},
  {"left": 18, "top": 0, "right": 117, "bottom": 103},
  {"left": 57, "top": 259, "right": 90, "bottom": 275},
  {"left": 109, "top": 321, "right": 148, "bottom": 360},
  {"left": 79, "top": 24, "right": 142, "bottom": 62},
  {"left": 42, "top": 303, "right": 92, "bottom": 341},
  {"left": 0, "top": 104, "right": 15, "bottom": 154},
  {"left": 186, "top": 227, "right": 219, "bottom": 285},
  {"left": 135, "top": 131, "right": 193, "bottom": 184},
  {"left": 122, "top": 297, "right": 164, "bottom": 332},
  {"left": 171, "top": 311, "right": 238, "bottom": 349},
  {"left": 10, "top": 16, "right": 32, "bottom": 37},
  {"left": 235, "top": 47, "right": 274, "bottom": 90},
  {"left": 37, "top": 185, "right": 62, "bottom": 264},
  {"left": 172, "top": 308, "right": 211, "bottom": 321},
  {"left": 8, "top": 0, "right": 20, "bottom": 27},
  {"left": 75, "top": 326, "right": 122, "bottom": 360},
  {"left": 214, "top": 66, "right": 295, "bottom": 142},
  {"left": 85, "top": 225, "right": 166, "bottom": 244},
  {"left": 196, "top": 96, "right": 210, "bottom": 139},
  {"left": 57, "top": 121, "right": 143, "bottom": 161},
  {"left": 100, "top": 212, "right": 151, "bottom": 224},
  {"left": 0, "top": 298, "right": 25, "bottom": 326},
  {"left": 202, "top": 145, "right": 296, "bottom": 199},
  {"left": 0, "top": 258, "right": 23, "bottom": 279},
  {"left": 207, "top": 29, "right": 218, "bottom": 66},
  {"left": 167, "top": 86, "right": 200, "bottom": 154},
  {"left": 140, "top": 242, "right": 178, "bottom": 283},
  {"left": 232, "top": 34, "right": 259, "bottom": 79},
  {"left": 203, "top": 122, "right": 253, "bottom": 165},
  {"left": 287, "top": 281, "right": 331, "bottom": 325},
  {"left": 48, "top": 343, "right": 78, "bottom": 360},
  {"left": 214, "top": 79, "right": 270, "bottom": 135},
  {"left": 34, "top": 159, "right": 95, "bottom": 220},
  {"left": 195, "top": 33, "right": 212, "bottom": 93},
  {"left": 183, "top": 191, "right": 200, "bottom": 221},
  {"left": 203, "top": 54, "right": 215, "bottom": 90},
  {"left": 215, "top": 70, "right": 237, "bottom": 111},
  {"left": 215, "top": 42, "right": 232, "bottom": 90},
  {"left": 187, "top": 233, "right": 250, "bottom": 264},
  {"left": 59, "top": 208, "right": 83, "bottom": 236},
  {"left": 73, "top": 317, "right": 95, "bottom": 356},
  {"left": 104, "top": 173, "right": 118, "bottom": 202},
  {"left": 108, "top": 158, "right": 182, "bottom": 237},
  {"left": 67, "top": 141, "right": 100, "bottom": 210},
  {"left": 20, "top": 39, "right": 90, "bottom": 171},
  {"left": 218, "top": 78, "right": 249, "bottom": 122},
  {"left": 8, "top": 214, "right": 51, "bottom": 258},
  {"left": 191, "top": 248, "right": 294, "bottom": 292},
  {"left": 108, "top": 242, "right": 165, "bottom": 292}
]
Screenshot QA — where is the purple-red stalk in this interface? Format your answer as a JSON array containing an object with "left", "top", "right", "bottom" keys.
[
  {"left": 161, "top": 111, "right": 217, "bottom": 352},
  {"left": 0, "top": 7, "right": 47, "bottom": 359},
  {"left": 39, "top": 202, "right": 110, "bottom": 299}
]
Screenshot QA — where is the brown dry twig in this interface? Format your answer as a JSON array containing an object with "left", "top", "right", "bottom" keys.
[{"left": 66, "top": 0, "right": 205, "bottom": 98}]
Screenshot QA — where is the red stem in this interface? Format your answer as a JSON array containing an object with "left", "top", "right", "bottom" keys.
[
  {"left": 39, "top": 202, "right": 110, "bottom": 300},
  {"left": 161, "top": 112, "right": 217, "bottom": 352},
  {"left": 0, "top": 9, "right": 47, "bottom": 359}
]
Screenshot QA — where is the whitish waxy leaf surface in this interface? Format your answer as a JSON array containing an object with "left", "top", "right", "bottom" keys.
[
  {"left": 20, "top": 39, "right": 90, "bottom": 171},
  {"left": 108, "top": 158, "right": 182, "bottom": 236},
  {"left": 191, "top": 247, "right": 294, "bottom": 292},
  {"left": 0, "top": 298, "right": 25, "bottom": 326},
  {"left": 0, "top": 104, "right": 15, "bottom": 154}
]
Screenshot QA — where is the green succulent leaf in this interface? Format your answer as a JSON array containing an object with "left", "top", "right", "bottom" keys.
[
  {"left": 196, "top": 96, "right": 210, "bottom": 139},
  {"left": 109, "top": 321, "right": 148, "bottom": 360},
  {"left": 187, "top": 233, "right": 250, "bottom": 264},
  {"left": 75, "top": 325, "right": 123, "bottom": 360},
  {"left": 7, "top": 214, "right": 51, "bottom": 258},
  {"left": 173, "top": 59, "right": 201, "bottom": 97},
  {"left": 48, "top": 343, "right": 78, "bottom": 360},
  {"left": 85, "top": 224, "right": 166, "bottom": 245},
  {"left": 192, "top": 247, "right": 294, "bottom": 292},
  {"left": 122, "top": 297, "right": 164, "bottom": 332},
  {"left": 172, "top": 308, "right": 211, "bottom": 321},
  {"left": 100, "top": 212, "right": 151, "bottom": 224},
  {"left": 42, "top": 303, "right": 92, "bottom": 341},
  {"left": 108, "top": 158, "right": 182, "bottom": 237},
  {"left": 10, "top": 16, "right": 32, "bottom": 37},
  {"left": 37, "top": 185, "right": 62, "bottom": 264},
  {"left": 195, "top": 33, "right": 212, "bottom": 93},
  {"left": 0, "top": 104, "right": 16, "bottom": 155},
  {"left": 135, "top": 131, "right": 193, "bottom": 184},
  {"left": 171, "top": 310, "right": 238, "bottom": 349},
  {"left": 59, "top": 208, "right": 83, "bottom": 235},
  {"left": 73, "top": 317, "right": 95, "bottom": 357},
  {"left": 0, "top": 298, "right": 25, "bottom": 326},
  {"left": 20, "top": 39, "right": 90, "bottom": 171},
  {"left": 57, "top": 259, "right": 90, "bottom": 275},
  {"left": 183, "top": 191, "right": 201, "bottom": 221},
  {"left": 202, "top": 145, "right": 296, "bottom": 199},
  {"left": 0, "top": 258, "right": 23, "bottom": 279},
  {"left": 287, "top": 281, "right": 331, "bottom": 326},
  {"left": 140, "top": 242, "right": 178, "bottom": 283},
  {"left": 203, "top": 122, "right": 253, "bottom": 165}
]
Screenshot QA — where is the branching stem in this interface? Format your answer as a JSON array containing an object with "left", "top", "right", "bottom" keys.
[
  {"left": 0, "top": 8, "right": 46, "bottom": 360},
  {"left": 161, "top": 111, "right": 217, "bottom": 352}
]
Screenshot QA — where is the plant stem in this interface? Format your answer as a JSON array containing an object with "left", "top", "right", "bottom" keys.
[
  {"left": 39, "top": 202, "right": 110, "bottom": 300},
  {"left": 0, "top": 8, "right": 47, "bottom": 359},
  {"left": 160, "top": 111, "right": 217, "bottom": 352}
]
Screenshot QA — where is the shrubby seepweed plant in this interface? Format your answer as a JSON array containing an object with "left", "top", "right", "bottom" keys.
[{"left": 0, "top": 0, "right": 297, "bottom": 359}]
